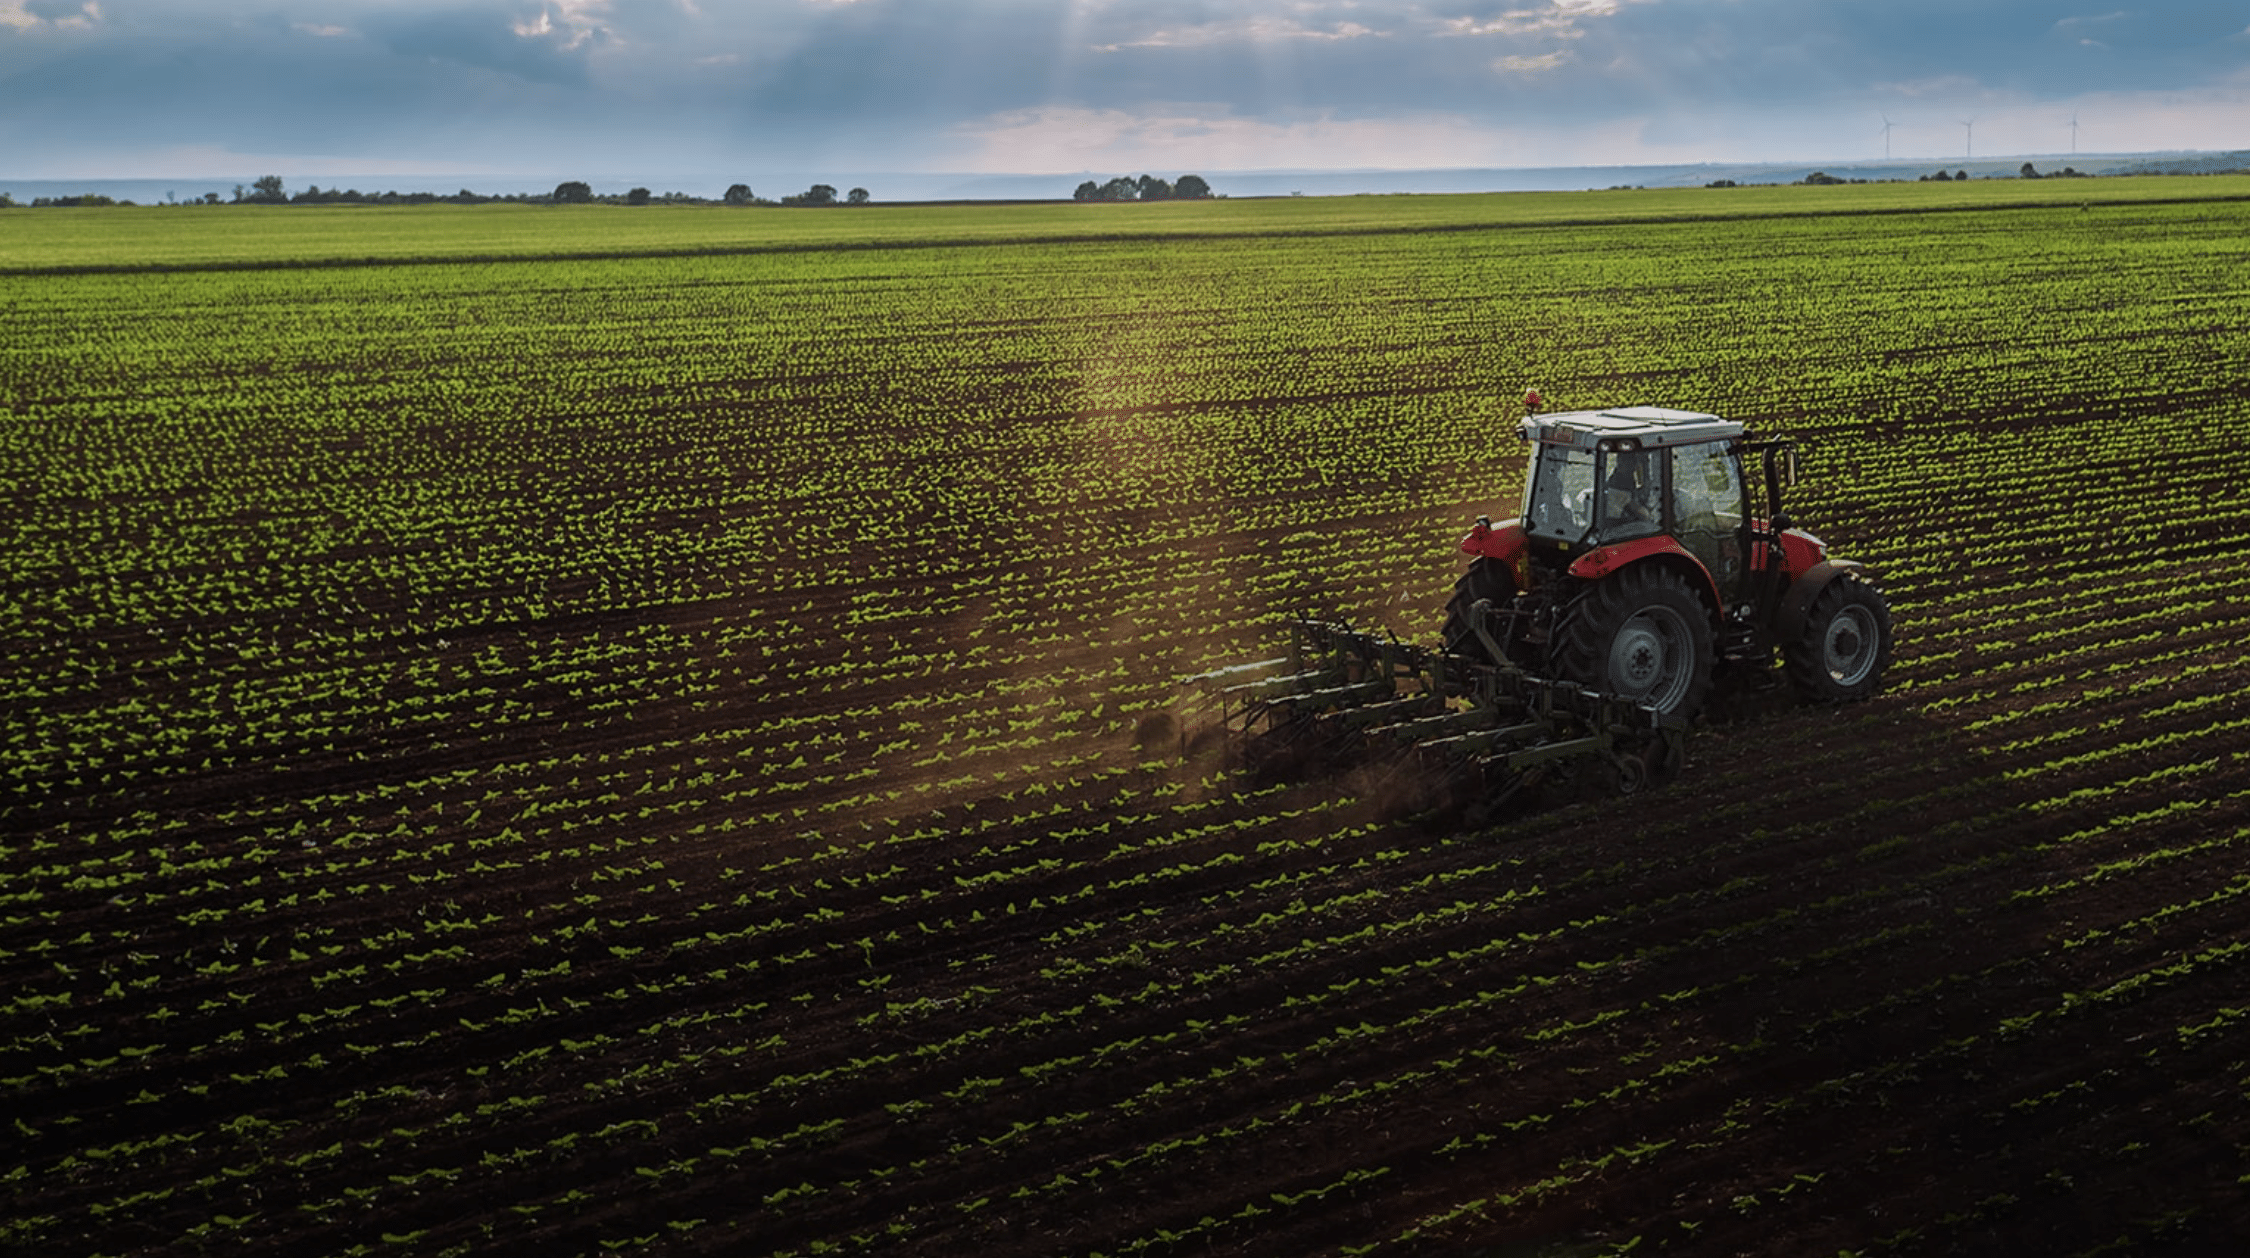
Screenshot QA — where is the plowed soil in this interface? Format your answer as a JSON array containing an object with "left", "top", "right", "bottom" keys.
[{"left": 10, "top": 581, "right": 2249, "bottom": 1258}]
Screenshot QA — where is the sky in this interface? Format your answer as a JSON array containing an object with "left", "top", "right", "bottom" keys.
[{"left": 1, "top": 1, "right": 2245, "bottom": 186}]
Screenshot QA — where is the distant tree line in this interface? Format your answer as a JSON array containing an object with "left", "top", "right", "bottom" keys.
[
  {"left": 0, "top": 176, "right": 879, "bottom": 208},
  {"left": 6, "top": 193, "right": 123, "bottom": 207},
  {"left": 1918, "top": 165, "right": 2082, "bottom": 181},
  {"left": 771, "top": 184, "right": 871, "bottom": 206},
  {"left": 6, "top": 163, "right": 2126, "bottom": 210},
  {"left": 1074, "top": 174, "right": 1213, "bottom": 201},
  {"left": 549, "top": 180, "right": 874, "bottom": 207},
  {"left": 1690, "top": 164, "right": 2106, "bottom": 191},
  {"left": 554, "top": 180, "right": 871, "bottom": 206}
]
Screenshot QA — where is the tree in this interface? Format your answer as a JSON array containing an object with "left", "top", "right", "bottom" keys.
[
  {"left": 626, "top": 187, "right": 651, "bottom": 205},
  {"left": 553, "top": 180, "right": 594, "bottom": 204},
  {"left": 248, "top": 174, "right": 286, "bottom": 204},
  {"left": 847, "top": 187, "right": 870, "bottom": 205},
  {"left": 723, "top": 183, "right": 755, "bottom": 206},
  {"left": 2020, "top": 162, "right": 2041, "bottom": 179},
  {"left": 781, "top": 184, "right": 837, "bottom": 206},
  {"left": 1078, "top": 175, "right": 1193, "bottom": 202}
]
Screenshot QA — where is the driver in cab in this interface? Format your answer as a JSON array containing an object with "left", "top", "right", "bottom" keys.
[{"left": 1604, "top": 449, "right": 1661, "bottom": 536}]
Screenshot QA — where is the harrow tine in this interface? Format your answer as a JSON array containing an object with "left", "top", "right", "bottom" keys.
[{"left": 1188, "top": 614, "right": 1685, "bottom": 810}]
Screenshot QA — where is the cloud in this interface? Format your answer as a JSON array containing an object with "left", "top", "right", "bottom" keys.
[
  {"left": 1873, "top": 74, "right": 1988, "bottom": 101},
  {"left": 363, "top": 4, "right": 605, "bottom": 86},
  {"left": 1427, "top": 2, "right": 1648, "bottom": 87},
  {"left": 953, "top": 103, "right": 1553, "bottom": 171},
  {"left": 1438, "top": 1, "right": 1620, "bottom": 41},
  {"left": 6, "top": 0, "right": 99, "bottom": 28},
  {"left": 513, "top": 0, "right": 611, "bottom": 49},
  {"left": 1, "top": 1, "right": 2246, "bottom": 182},
  {"left": 2053, "top": 9, "right": 2128, "bottom": 50},
  {"left": 948, "top": 102, "right": 1731, "bottom": 174},
  {"left": 1094, "top": 16, "right": 1384, "bottom": 52},
  {"left": 1495, "top": 50, "right": 1570, "bottom": 73}
]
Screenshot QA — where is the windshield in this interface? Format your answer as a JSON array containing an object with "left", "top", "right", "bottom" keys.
[
  {"left": 1522, "top": 445, "right": 1595, "bottom": 539},
  {"left": 1523, "top": 443, "right": 1664, "bottom": 544}
]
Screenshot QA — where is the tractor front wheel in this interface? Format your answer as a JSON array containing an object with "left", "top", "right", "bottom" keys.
[
  {"left": 1554, "top": 565, "right": 1714, "bottom": 722},
  {"left": 1784, "top": 573, "right": 1893, "bottom": 704}
]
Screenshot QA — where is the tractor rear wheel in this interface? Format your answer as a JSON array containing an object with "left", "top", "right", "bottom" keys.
[
  {"left": 1784, "top": 572, "right": 1893, "bottom": 703},
  {"left": 1439, "top": 557, "right": 1517, "bottom": 664},
  {"left": 1554, "top": 565, "right": 1714, "bottom": 721}
]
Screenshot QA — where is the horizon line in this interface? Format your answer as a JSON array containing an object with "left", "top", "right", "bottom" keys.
[{"left": 6, "top": 147, "right": 2243, "bottom": 184}]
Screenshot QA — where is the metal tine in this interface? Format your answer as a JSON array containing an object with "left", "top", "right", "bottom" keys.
[
  {"left": 1182, "top": 656, "right": 1293, "bottom": 686},
  {"left": 1206, "top": 612, "right": 1682, "bottom": 807},
  {"left": 1229, "top": 669, "right": 1351, "bottom": 702}
]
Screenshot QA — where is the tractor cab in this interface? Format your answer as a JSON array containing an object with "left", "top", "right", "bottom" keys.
[{"left": 1518, "top": 407, "right": 1753, "bottom": 602}]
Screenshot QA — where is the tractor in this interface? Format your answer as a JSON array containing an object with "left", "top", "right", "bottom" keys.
[
  {"left": 1192, "top": 394, "right": 1892, "bottom": 808},
  {"left": 1447, "top": 396, "right": 1892, "bottom": 718}
]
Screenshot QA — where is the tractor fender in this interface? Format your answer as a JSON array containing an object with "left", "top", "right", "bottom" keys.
[
  {"left": 1775, "top": 559, "right": 1870, "bottom": 643},
  {"left": 1459, "top": 516, "right": 1527, "bottom": 560},
  {"left": 1459, "top": 517, "right": 1532, "bottom": 588},
  {"left": 1567, "top": 536, "right": 1725, "bottom": 621}
]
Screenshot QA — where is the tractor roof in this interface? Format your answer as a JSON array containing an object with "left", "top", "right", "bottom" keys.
[{"left": 1520, "top": 406, "right": 1744, "bottom": 451}]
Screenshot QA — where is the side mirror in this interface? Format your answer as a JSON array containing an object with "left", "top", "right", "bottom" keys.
[{"left": 1782, "top": 446, "right": 1800, "bottom": 488}]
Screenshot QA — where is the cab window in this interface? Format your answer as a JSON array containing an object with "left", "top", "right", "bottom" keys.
[
  {"left": 1598, "top": 449, "right": 1663, "bottom": 541},
  {"left": 1671, "top": 440, "right": 1746, "bottom": 591}
]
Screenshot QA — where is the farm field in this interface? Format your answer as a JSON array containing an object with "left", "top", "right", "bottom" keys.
[
  {"left": 3, "top": 175, "right": 2237, "bottom": 271},
  {"left": 5, "top": 180, "right": 2250, "bottom": 1257}
]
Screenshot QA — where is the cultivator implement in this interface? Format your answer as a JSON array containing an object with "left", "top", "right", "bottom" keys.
[{"left": 1187, "top": 618, "right": 1687, "bottom": 817}]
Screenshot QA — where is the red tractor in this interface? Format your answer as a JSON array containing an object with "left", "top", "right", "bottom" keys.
[
  {"left": 1444, "top": 397, "right": 1892, "bottom": 721},
  {"left": 1197, "top": 395, "right": 1892, "bottom": 804}
]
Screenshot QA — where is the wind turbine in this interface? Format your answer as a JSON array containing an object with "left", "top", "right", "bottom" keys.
[
  {"left": 1961, "top": 118, "right": 1975, "bottom": 160},
  {"left": 1879, "top": 113, "right": 1895, "bottom": 160},
  {"left": 2068, "top": 113, "right": 2079, "bottom": 155}
]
